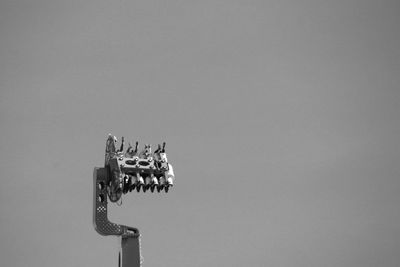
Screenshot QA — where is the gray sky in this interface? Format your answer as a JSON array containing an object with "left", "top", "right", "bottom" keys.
[{"left": 0, "top": 0, "right": 399, "bottom": 266}]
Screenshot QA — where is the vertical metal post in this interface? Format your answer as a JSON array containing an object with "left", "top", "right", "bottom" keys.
[{"left": 120, "top": 235, "right": 142, "bottom": 267}]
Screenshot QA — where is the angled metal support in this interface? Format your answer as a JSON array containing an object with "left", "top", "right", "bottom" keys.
[{"left": 93, "top": 167, "right": 142, "bottom": 267}]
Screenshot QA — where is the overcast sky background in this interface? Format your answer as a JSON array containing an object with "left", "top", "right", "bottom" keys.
[{"left": 0, "top": 1, "right": 399, "bottom": 266}]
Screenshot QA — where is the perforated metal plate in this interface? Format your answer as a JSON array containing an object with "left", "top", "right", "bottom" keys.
[
  {"left": 93, "top": 168, "right": 139, "bottom": 237},
  {"left": 94, "top": 168, "right": 142, "bottom": 266}
]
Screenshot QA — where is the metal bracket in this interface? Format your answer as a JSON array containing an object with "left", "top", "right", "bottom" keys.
[{"left": 93, "top": 167, "right": 142, "bottom": 267}]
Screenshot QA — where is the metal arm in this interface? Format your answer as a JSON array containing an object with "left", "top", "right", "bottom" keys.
[
  {"left": 93, "top": 168, "right": 142, "bottom": 267},
  {"left": 94, "top": 135, "right": 175, "bottom": 266}
]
